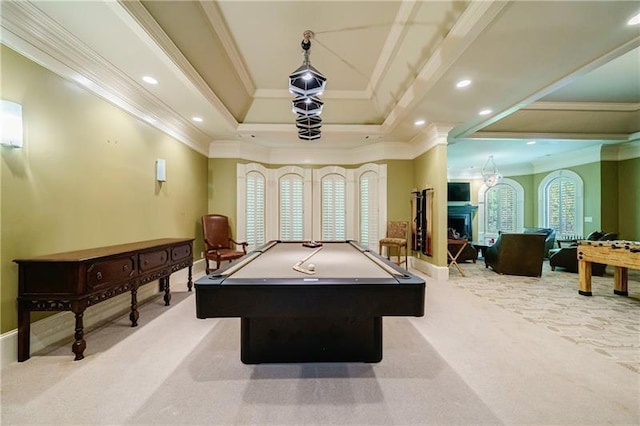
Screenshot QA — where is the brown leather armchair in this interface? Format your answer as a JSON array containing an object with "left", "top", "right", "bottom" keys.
[
  {"left": 523, "top": 227, "right": 556, "bottom": 258},
  {"left": 202, "top": 214, "right": 248, "bottom": 274},
  {"left": 484, "top": 232, "right": 547, "bottom": 277},
  {"left": 549, "top": 231, "right": 618, "bottom": 275}
]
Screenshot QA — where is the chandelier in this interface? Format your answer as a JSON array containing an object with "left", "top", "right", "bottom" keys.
[
  {"left": 481, "top": 155, "right": 503, "bottom": 187},
  {"left": 289, "top": 30, "right": 326, "bottom": 141}
]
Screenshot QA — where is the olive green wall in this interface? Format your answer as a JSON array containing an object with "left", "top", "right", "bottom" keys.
[
  {"left": 509, "top": 174, "right": 536, "bottom": 227},
  {"left": 412, "top": 145, "right": 448, "bottom": 266},
  {"left": 208, "top": 158, "right": 244, "bottom": 230},
  {"left": 601, "top": 161, "right": 619, "bottom": 234},
  {"left": 618, "top": 157, "right": 640, "bottom": 240},
  {"left": 532, "top": 162, "right": 603, "bottom": 235},
  {"left": 385, "top": 160, "right": 414, "bottom": 222},
  {"left": 1, "top": 45, "right": 208, "bottom": 333}
]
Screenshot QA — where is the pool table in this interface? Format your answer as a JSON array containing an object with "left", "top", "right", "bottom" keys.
[{"left": 195, "top": 240, "right": 425, "bottom": 364}]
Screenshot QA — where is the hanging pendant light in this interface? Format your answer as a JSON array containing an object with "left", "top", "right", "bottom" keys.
[
  {"left": 289, "top": 30, "right": 326, "bottom": 141},
  {"left": 481, "top": 155, "right": 503, "bottom": 187}
]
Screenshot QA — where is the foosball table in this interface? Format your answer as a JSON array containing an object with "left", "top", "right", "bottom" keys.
[{"left": 577, "top": 240, "right": 640, "bottom": 296}]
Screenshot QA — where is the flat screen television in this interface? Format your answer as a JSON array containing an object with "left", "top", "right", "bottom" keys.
[{"left": 448, "top": 182, "right": 470, "bottom": 203}]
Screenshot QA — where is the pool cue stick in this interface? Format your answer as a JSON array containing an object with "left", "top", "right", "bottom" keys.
[{"left": 293, "top": 246, "right": 323, "bottom": 275}]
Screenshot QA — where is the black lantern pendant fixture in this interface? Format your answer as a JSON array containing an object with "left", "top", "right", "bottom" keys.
[{"left": 289, "top": 30, "right": 326, "bottom": 141}]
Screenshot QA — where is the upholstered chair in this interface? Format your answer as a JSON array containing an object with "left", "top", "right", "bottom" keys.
[
  {"left": 522, "top": 227, "right": 556, "bottom": 258},
  {"left": 484, "top": 232, "right": 547, "bottom": 277},
  {"left": 201, "top": 214, "right": 248, "bottom": 274},
  {"left": 379, "top": 221, "right": 409, "bottom": 267},
  {"left": 549, "top": 231, "right": 618, "bottom": 275}
]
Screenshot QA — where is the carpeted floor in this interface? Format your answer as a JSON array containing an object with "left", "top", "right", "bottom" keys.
[
  {"left": 449, "top": 260, "right": 640, "bottom": 374},
  {"left": 1, "top": 261, "right": 639, "bottom": 425}
]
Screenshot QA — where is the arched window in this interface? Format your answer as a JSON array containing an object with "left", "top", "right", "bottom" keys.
[
  {"left": 279, "top": 173, "right": 304, "bottom": 240},
  {"left": 321, "top": 173, "right": 346, "bottom": 240},
  {"left": 539, "top": 170, "right": 583, "bottom": 238},
  {"left": 359, "top": 170, "right": 379, "bottom": 249},
  {"left": 238, "top": 163, "right": 386, "bottom": 244},
  {"left": 478, "top": 178, "right": 524, "bottom": 242},
  {"left": 245, "top": 170, "right": 265, "bottom": 248}
]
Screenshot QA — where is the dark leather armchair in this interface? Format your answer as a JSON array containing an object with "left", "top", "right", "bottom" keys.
[
  {"left": 202, "top": 214, "right": 248, "bottom": 274},
  {"left": 484, "top": 232, "right": 547, "bottom": 277},
  {"left": 523, "top": 227, "right": 556, "bottom": 258},
  {"left": 549, "top": 231, "right": 618, "bottom": 275}
]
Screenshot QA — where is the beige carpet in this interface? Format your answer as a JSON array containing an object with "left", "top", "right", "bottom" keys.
[
  {"left": 449, "top": 261, "right": 640, "bottom": 374},
  {"left": 1, "top": 263, "right": 639, "bottom": 425}
]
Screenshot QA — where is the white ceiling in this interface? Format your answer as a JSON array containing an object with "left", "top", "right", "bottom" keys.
[{"left": 1, "top": 1, "right": 639, "bottom": 176}]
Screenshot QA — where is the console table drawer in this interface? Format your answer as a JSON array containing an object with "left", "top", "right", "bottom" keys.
[
  {"left": 172, "top": 243, "right": 192, "bottom": 261},
  {"left": 86, "top": 257, "right": 136, "bottom": 290},
  {"left": 139, "top": 249, "right": 170, "bottom": 273}
]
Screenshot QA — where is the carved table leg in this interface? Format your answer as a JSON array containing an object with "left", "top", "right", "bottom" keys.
[
  {"left": 71, "top": 310, "right": 87, "bottom": 361},
  {"left": 163, "top": 276, "right": 171, "bottom": 306},
  {"left": 17, "top": 302, "right": 31, "bottom": 362},
  {"left": 187, "top": 265, "right": 193, "bottom": 291},
  {"left": 130, "top": 287, "right": 139, "bottom": 327}
]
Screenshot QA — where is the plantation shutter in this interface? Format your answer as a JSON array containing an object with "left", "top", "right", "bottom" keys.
[
  {"left": 486, "top": 184, "right": 516, "bottom": 233},
  {"left": 245, "top": 171, "right": 265, "bottom": 248},
  {"left": 279, "top": 174, "right": 304, "bottom": 240},
  {"left": 359, "top": 171, "right": 378, "bottom": 248},
  {"left": 547, "top": 177, "right": 576, "bottom": 236},
  {"left": 322, "top": 174, "right": 346, "bottom": 240}
]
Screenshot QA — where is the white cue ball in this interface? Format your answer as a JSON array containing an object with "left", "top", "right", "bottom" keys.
[{"left": 307, "top": 263, "right": 315, "bottom": 271}]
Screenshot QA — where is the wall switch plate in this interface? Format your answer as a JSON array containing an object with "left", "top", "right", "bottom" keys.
[{"left": 584, "top": 216, "right": 593, "bottom": 222}]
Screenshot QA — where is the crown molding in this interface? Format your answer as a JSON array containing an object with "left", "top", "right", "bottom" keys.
[
  {"left": 382, "top": 0, "right": 508, "bottom": 134},
  {"left": 118, "top": 0, "right": 238, "bottom": 130},
  {"left": 0, "top": 0, "right": 211, "bottom": 155},
  {"left": 525, "top": 101, "right": 640, "bottom": 112},
  {"left": 253, "top": 88, "right": 371, "bottom": 100},
  {"left": 199, "top": 0, "right": 255, "bottom": 96},
  {"left": 531, "top": 145, "right": 603, "bottom": 174},
  {"left": 209, "top": 138, "right": 417, "bottom": 165},
  {"left": 474, "top": 131, "right": 630, "bottom": 141}
]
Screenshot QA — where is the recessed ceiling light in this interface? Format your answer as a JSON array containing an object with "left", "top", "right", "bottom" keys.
[
  {"left": 192, "top": 116, "right": 203, "bottom": 122},
  {"left": 479, "top": 109, "right": 492, "bottom": 116},
  {"left": 414, "top": 119, "right": 426, "bottom": 126},
  {"left": 628, "top": 12, "right": 640, "bottom": 25},
  {"left": 527, "top": 140, "right": 536, "bottom": 145},
  {"left": 456, "top": 79, "right": 471, "bottom": 88},
  {"left": 142, "top": 76, "right": 158, "bottom": 85}
]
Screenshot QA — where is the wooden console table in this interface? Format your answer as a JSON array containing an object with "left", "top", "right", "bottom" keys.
[
  {"left": 14, "top": 238, "right": 194, "bottom": 361},
  {"left": 578, "top": 240, "right": 640, "bottom": 296}
]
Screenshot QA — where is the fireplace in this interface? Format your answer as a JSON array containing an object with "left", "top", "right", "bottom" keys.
[{"left": 447, "top": 205, "right": 478, "bottom": 239}]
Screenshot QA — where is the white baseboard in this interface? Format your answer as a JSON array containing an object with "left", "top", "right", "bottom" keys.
[
  {"left": 410, "top": 256, "right": 449, "bottom": 281},
  {"left": 1, "top": 259, "right": 205, "bottom": 369}
]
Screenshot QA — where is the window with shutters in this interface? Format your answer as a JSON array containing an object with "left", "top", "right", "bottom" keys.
[
  {"left": 321, "top": 174, "right": 346, "bottom": 240},
  {"left": 485, "top": 184, "right": 516, "bottom": 233},
  {"left": 540, "top": 170, "right": 583, "bottom": 238},
  {"left": 359, "top": 170, "right": 379, "bottom": 249},
  {"left": 477, "top": 178, "right": 524, "bottom": 242},
  {"left": 279, "top": 173, "right": 304, "bottom": 240},
  {"left": 245, "top": 170, "right": 265, "bottom": 249},
  {"left": 239, "top": 163, "right": 386, "bottom": 244}
]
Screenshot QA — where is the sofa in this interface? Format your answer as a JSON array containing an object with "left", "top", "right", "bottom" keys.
[
  {"left": 549, "top": 231, "right": 618, "bottom": 275},
  {"left": 523, "top": 227, "right": 556, "bottom": 258},
  {"left": 484, "top": 232, "right": 547, "bottom": 277}
]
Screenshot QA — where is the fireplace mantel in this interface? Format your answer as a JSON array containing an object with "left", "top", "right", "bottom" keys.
[{"left": 447, "top": 205, "right": 478, "bottom": 240}]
